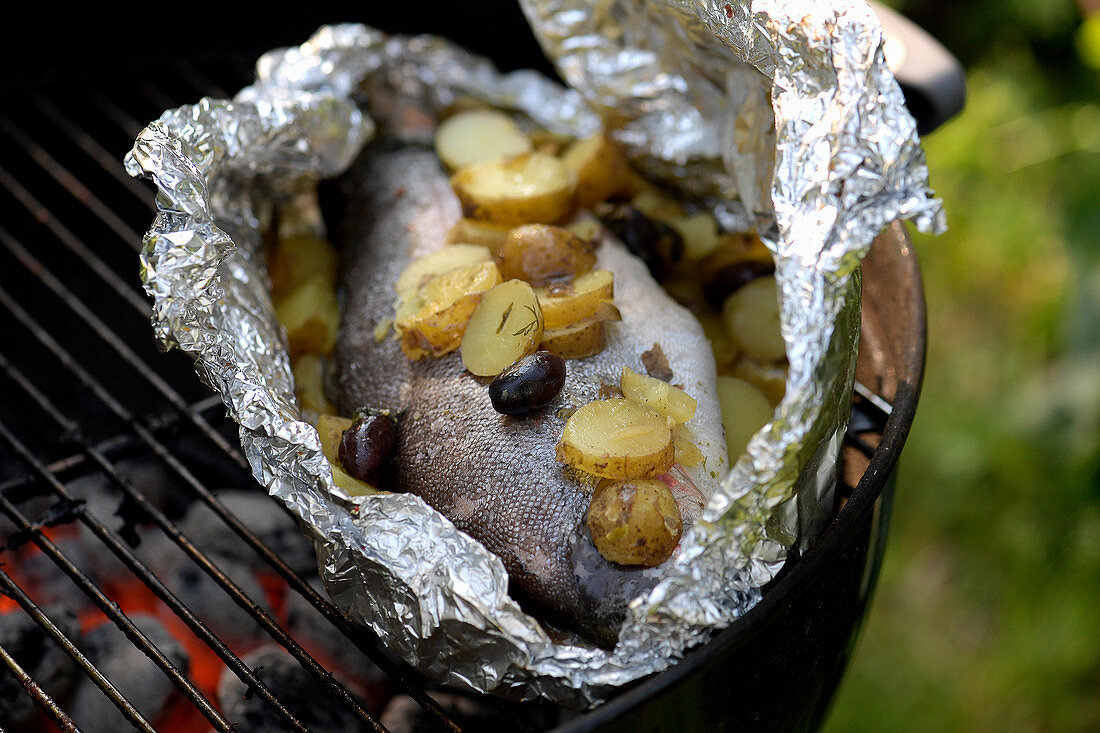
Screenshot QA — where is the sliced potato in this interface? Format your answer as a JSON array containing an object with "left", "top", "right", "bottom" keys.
[
  {"left": 620, "top": 367, "right": 697, "bottom": 424},
  {"left": 630, "top": 186, "right": 685, "bottom": 222},
  {"left": 434, "top": 108, "right": 533, "bottom": 171},
  {"left": 446, "top": 218, "right": 513, "bottom": 251},
  {"left": 269, "top": 233, "right": 338, "bottom": 299},
  {"left": 721, "top": 275, "right": 786, "bottom": 363},
  {"left": 495, "top": 224, "right": 596, "bottom": 288},
  {"left": 565, "top": 216, "right": 602, "bottom": 243},
  {"left": 395, "top": 243, "right": 492, "bottom": 304},
  {"left": 395, "top": 260, "right": 502, "bottom": 359},
  {"left": 560, "top": 132, "right": 629, "bottom": 209},
  {"left": 460, "top": 280, "right": 544, "bottom": 376},
  {"left": 314, "top": 414, "right": 353, "bottom": 463},
  {"left": 293, "top": 354, "right": 336, "bottom": 415},
  {"left": 539, "top": 319, "right": 607, "bottom": 359},
  {"left": 715, "top": 375, "right": 773, "bottom": 462},
  {"left": 668, "top": 212, "right": 720, "bottom": 261},
  {"left": 536, "top": 268, "right": 614, "bottom": 330},
  {"left": 329, "top": 460, "right": 378, "bottom": 496},
  {"left": 451, "top": 151, "right": 577, "bottom": 226},
  {"left": 557, "top": 397, "right": 674, "bottom": 479},
  {"left": 275, "top": 275, "right": 341, "bottom": 358},
  {"left": 672, "top": 425, "right": 705, "bottom": 467},
  {"left": 731, "top": 355, "right": 787, "bottom": 406},
  {"left": 586, "top": 478, "right": 682, "bottom": 566}
]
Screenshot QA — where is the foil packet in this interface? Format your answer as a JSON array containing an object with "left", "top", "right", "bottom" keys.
[{"left": 125, "top": 0, "right": 944, "bottom": 709}]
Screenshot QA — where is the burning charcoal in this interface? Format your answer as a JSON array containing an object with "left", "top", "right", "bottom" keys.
[
  {"left": 0, "top": 605, "right": 80, "bottom": 728},
  {"left": 175, "top": 489, "right": 317, "bottom": 576},
  {"left": 16, "top": 537, "right": 97, "bottom": 611},
  {"left": 283, "top": 577, "right": 387, "bottom": 700},
  {"left": 166, "top": 555, "right": 272, "bottom": 643},
  {"left": 379, "top": 692, "right": 516, "bottom": 733},
  {"left": 218, "top": 645, "right": 372, "bottom": 732},
  {"left": 68, "top": 613, "right": 189, "bottom": 733}
]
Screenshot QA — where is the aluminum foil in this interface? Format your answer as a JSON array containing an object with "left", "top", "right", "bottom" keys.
[{"left": 125, "top": 1, "right": 943, "bottom": 709}]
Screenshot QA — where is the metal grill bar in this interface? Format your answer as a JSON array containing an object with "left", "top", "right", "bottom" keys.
[
  {"left": 0, "top": 351, "right": 315, "bottom": 732},
  {"left": 0, "top": 545, "right": 169, "bottom": 733},
  {"left": 0, "top": 93, "right": 480, "bottom": 728},
  {"left": 0, "top": 636, "right": 80, "bottom": 732},
  {"left": 0, "top": 209, "right": 465, "bottom": 727},
  {"left": 0, "top": 284, "right": 388, "bottom": 732}
]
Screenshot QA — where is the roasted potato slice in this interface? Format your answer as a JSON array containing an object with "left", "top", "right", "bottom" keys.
[
  {"left": 730, "top": 355, "right": 787, "bottom": 406},
  {"left": 586, "top": 478, "right": 682, "bottom": 566},
  {"left": 268, "top": 233, "right": 338, "bottom": 299},
  {"left": 535, "top": 268, "right": 614, "bottom": 330},
  {"left": 451, "top": 151, "right": 577, "bottom": 226},
  {"left": 715, "top": 375, "right": 774, "bottom": 462},
  {"left": 667, "top": 212, "right": 720, "bottom": 261},
  {"left": 395, "top": 260, "right": 502, "bottom": 359},
  {"left": 539, "top": 318, "right": 607, "bottom": 359},
  {"left": 434, "top": 108, "right": 533, "bottom": 171},
  {"left": 620, "top": 366, "right": 697, "bottom": 424},
  {"left": 329, "top": 461, "right": 378, "bottom": 496},
  {"left": 495, "top": 224, "right": 596, "bottom": 288},
  {"left": 293, "top": 354, "right": 336, "bottom": 415},
  {"left": 672, "top": 425, "right": 705, "bottom": 467},
  {"left": 314, "top": 414, "right": 353, "bottom": 463},
  {"left": 721, "top": 275, "right": 786, "bottom": 363},
  {"left": 560, "top": 132, "right": 630, "bottom": 209},
  {"left": 446, "top": 218, "right": 512, "bottom": 251},
  {"left": 557, "top": 397, "right": 674, "bottom": 479},
  {"left": 275, "top": 275, "right": 341, "bottom": 358},
  {"left": 395, "top": 243, "right": 493, "bottom": 304},
  {"left": 460, "top": 279, "right": 544, "bottom": 376}
]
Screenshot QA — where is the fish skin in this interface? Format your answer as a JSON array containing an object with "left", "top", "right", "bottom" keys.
[{"left": 326, "top": 144, "right": 726, "bottom": 646}]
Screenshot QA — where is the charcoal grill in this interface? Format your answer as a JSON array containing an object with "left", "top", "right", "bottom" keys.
[{"left": 0, "top": 6, "right": 962, "bottom": 732}]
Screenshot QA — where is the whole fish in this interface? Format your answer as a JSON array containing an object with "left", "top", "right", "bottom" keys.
[{"left": 327, "top": 144, "right": 727, "bottom": 647}]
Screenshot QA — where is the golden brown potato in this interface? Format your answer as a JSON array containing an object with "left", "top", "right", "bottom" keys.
[
  {"left": 535, "top": 268, "right": 615, "bottom": 330},
  {"left": 559, "top": 132, "right": 630, "bottom": 209},
  {"left": 434, "top": 108, "right": 533, "bottom": 171},
  {"left": 721, "top": 275, "right": 786, "bottom": 363},
  {"left": 715, "top": 375, "right": 774, "bottom": 463},
  {"left": 672, "top": 425, "right": 705, "bottom": 467},
  {"left": 446, "top": 218, "right": 513, "bottom": 251},
  {"left": 730, "top": 355, "right": 787, "bottom": 406},
  {"left": 451, "top": 151, "right": 577, "bottom": 226},
  {"left": 586, "top": 478, "right": 682, "bottom": 566},
  {"left": 495, "top": 224, "right": 596, "bottom": 288},
  {"left": 394, "top": 243, "right": 493, "bottom": 305},
  {"left": 667, "top": 212, "right": 720, "bottom": 261},
  {"left": 460, "top": 279, "right": 544, "bottom": 376},
  {"left": 268, "top": 233, "right": 338, "bottom": 299},
  {"left": 275, "top": 275, "right": 341, "bottom": 358},
  {"left": 557, "top": 397, "right": 674, "bottom": 479},
  {"left": 395, "top": 261, "right": 502, "bottom": 359},
  {"left": 314, "top": 414, "right": 353, "bottom": 463},
  {"left": 329, "top": 460, "right": 378, "bottom": 496},
  {"left": 619, "top": 366, "right": 697, "bottom": 424},
  {"left": 539, "top": 318, "right": 607, "bottom": 359},
  {"left": 293, "top": 354, "right": 336, "bottom": 415}
]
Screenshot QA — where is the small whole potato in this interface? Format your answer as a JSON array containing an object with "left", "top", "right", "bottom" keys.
[
  {"left": 586, "top": 478, "right": 682, "bottom": 567},
  {"left": 496, "top": 224, "right": 597, "bottom": 289}
]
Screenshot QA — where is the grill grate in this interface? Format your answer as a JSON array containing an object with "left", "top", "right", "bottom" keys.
[{"left": 0, "top": 54, "right": 888, "bottom": 732}]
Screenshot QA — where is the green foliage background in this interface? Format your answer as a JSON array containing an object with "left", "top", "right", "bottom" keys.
[{"left": 825, "top": 1, "right": 1100, "bottom": 730}]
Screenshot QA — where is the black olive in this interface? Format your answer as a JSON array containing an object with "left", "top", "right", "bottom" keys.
[
  {"left": 489, "top": 351, "right": 567, "bottom": 415},
  {"left": 338, "top": 412, "right": 398, "bottom": 483},
  {"left": 702, "top": 259, "right": 775, "bottom": 309},
  {"left": 598, "top": 205, "right": 684, "bottom": 280}
]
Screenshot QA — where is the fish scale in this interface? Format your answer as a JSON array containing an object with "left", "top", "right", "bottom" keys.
[{"left": 328, "top": 144, "right": 727, "bottom": 646}]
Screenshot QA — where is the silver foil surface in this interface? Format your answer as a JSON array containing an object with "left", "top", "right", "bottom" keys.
[{"left": 126, "top": 1, "right": 944, "bottom": 709}]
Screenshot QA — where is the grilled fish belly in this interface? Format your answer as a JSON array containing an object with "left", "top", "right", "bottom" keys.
[{"left": 327, "top": 144, "right": 727, "bottom": 646}]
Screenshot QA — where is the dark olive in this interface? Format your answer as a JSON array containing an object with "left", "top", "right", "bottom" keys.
[
  {"left": 488, "top": 351, "right": 566, "bottom": 415},
  {"left": 702, "top": 259, "right": 775, "bottom": 309},
  {"left": 598, "top": 205, "right": 683, "bottom": 280},
  {"left": 338, "top": 412, "right": 398, "bottom": 483}
]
